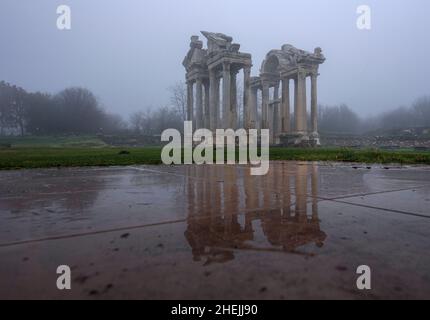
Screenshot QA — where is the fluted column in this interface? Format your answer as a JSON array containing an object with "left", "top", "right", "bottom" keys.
[
  {"left": 249, "top": 88, "right": 258, "bottom": 129},
  {"left": 261, "top": 83, "right": 269, "bottom": 129},
  {"left": 222, "top": 62, "right": 231, "bottom": 128},
  {"left": 230, "top": 71, "right": 237, "bottom": 129},
  {"left": 209, "top": 69, "right": 217, "bottom": 130},
  {"left": 215, "top": 76, "right": 220, "bottom": 127},
  {"left": 195, "top": 78, "right": 203, "bottom": 129},
  {"left": 311, "top": 73, "right": 318, "bottom": 134},
  {"left": 243, "top": 66, "right": 252, "bottom": 129},
  {"left": 187, "top": 81, "right": 194, "bottom": 124},
  {"left": 204, "top": 81, "right": 210, "bottom": 128},
  {"left": 294, "top": 72, "right": 307, "bottom": 134},
  {"left": 281, "top": 78, "right": 291, "bottom": 133},
  {"left": 272, "top": 84, "right": 280, "bottom": 144}
]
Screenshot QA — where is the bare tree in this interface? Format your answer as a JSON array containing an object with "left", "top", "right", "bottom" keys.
[
  {"left": 318, "top": 104, "right": 361, "bottom": 134},
  {"left": 55, "top": 87, "right": 105, "bottom": 133},
  {"left": 413, "top": 96, "right": 430, "bottom": 127},
  {"left": 168, "top": 82, "right": 187, "bottom": 121},
  {"left": 0, "top": 81, "right": 14, "bottom": 135},
  {"left": 11, "top": 86, "right": 27, "bottom": 136},
  {"left": 130, "top": 109, "right": 159, "bottom": 135}
]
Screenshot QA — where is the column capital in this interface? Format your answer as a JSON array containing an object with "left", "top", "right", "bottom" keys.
[
  {"left": 298, "top": 71, "right": 306, "bottom": 80},
  {"left": 310, "top": 72, "right": 319, "bottom": 79},
  {"left": 230, "top": 69, "right": 239, "bottom": 76}
]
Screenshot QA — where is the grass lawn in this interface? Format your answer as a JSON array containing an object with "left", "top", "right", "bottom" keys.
[
  {"left": 1, "top": 145, "right": 430, "bottom": 170},
  {"left": 0, "top": 147, "right": 163, "bottom": 169}
]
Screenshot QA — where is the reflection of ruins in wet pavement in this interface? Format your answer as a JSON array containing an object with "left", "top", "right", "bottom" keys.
[
  {"left": 185, "top": 164, "right": 326, "bottom": 264},
  {"left": 1, "top": 162, "right": 430, "bottom": 299}
]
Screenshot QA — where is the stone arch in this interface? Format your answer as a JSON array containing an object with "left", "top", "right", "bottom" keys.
[{"left": 262, "top": 55, "right": 280, "bottom": 74}]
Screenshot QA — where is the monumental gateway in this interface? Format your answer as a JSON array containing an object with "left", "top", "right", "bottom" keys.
[{"left": 183, "top": 31, "right": 325, "bottom": 146}]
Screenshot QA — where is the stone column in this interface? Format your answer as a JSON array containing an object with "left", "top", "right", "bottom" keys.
[
  {"left": 273, "top": 84, "right": 279, "bottom": 100},
  {"left": 230, "top": 71, "right": 237, "bottom": 129},
  {"left": 243, "top": 66, "right": 252, "bottom": 129},
  {"left": 294, "top": 72, "right": 307, "bottom": 134},
  {"left": 261, "top": 83, "right": 269, "bottom": 129},
  {"left": 204, "top": 81, "right": 210, "bottom": 129},
  {"left": 187, "top": 81, "right": 194, "bottom": 124},
  {"left": 215, "top": 76, "right": 220, "bottom": 127},
  {"left": 222, "top": 62, "right": 231, "bottom": 129},
  {"left": 249, "top": 87, "right": 258, "bottom": 129},
  {"left": 209, "top": 69, "right": 217, "bottom": 130},
  {"left": 195, "top": 78, "right": 203, "bottom": 129},
  {"left": 311, "top": 73, "right": 318, "bottom": 134},
  {"left": 293, "top": 78, "right": 298, "bottom": 132},
  {"left": 281, "top": 78, "right": 290, "bottom": 133},
  {"left": 272, "top": 84, "right": 280, "bottom": 144}
]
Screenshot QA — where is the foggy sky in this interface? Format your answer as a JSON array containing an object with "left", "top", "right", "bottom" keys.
[{"left": 1, "top": 0, "right": 429, "bottom": 118}]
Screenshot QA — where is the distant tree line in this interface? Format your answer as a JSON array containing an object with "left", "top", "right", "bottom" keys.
[
  {"left": 318, "top": 96, "right": 430, "bottom": 135},
  {"left": 0, "top": 81, "right": 126, "bottom": 136},
  {"left": 2, "top": 80, "right": 430, "bottom": 137}
]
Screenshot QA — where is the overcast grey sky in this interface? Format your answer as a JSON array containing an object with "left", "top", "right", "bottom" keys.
[{"left": 1, "top": 0, "right": 429, "bottom": 117}]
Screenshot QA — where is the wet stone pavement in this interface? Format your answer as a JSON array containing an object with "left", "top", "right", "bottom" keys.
[{"left": 0, "top": 161, "right": 430, "bottom": 299}]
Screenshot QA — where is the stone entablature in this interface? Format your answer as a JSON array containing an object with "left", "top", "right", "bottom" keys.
[{"left": 183, "top": 32, "right": 325, "bottom": 146}]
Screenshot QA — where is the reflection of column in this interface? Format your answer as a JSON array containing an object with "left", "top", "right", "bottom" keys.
[
  {"left": 209, "top": 70, "right": 217, "bottom": 130},
  {"left": 244, "top": 170, "right": 259, "bottom": 212},
  {"left": 282, "top": 162, "right": 291, "bottom": 217},
  {"left": 230, "top": 71, "right": 237, "bottom": 129},
  {"left": 281, "top": 78, "right": 290, "bottom": 133},
  {"left": 243, "top": 66, "right": 251, "bottom": 129},
  {"left": 295, "top": 73, "right": 307, "bottom": 134},
  {"left": 263, "top": 164, "right": 272, "bottom": 208},
  {"left": 222, "top": 62, "right": 231, "bottom": 128},
  {"left": 204, "top": 81, "right": 210, "bottom": 129},
  {"left": 295, "top": 163, "right": 308, "bottom": 220},
  {"left": 197, "top": 166, "right": 204, "bottom": 212},
  {"left": 187, "top": 81, "right": 194, "bottom": 123},
  {"left": 311, "top": 73, "right": 318, "bottom": 134},
  {"left": 187, "top": 166, "right": 196, "bottom": 217},
  {"left": 261, "top": 83, "right": 269, "bottom": 129},
  {"left": 223, "top": 166, "right": 238, "bottom": 237},
  {"left": 196, "top": 78, "right": 203, "bottom": 129},
  {"left": 311, "top": 162, "right": 318, "bottom": 220},
  {"left": 211, "top": 166, "right": 221, "bottom": 222}
]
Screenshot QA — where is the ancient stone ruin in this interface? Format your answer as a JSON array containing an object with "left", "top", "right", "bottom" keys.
[{"left": 183, "top": 31, "right": 325, "bottom": 146}]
